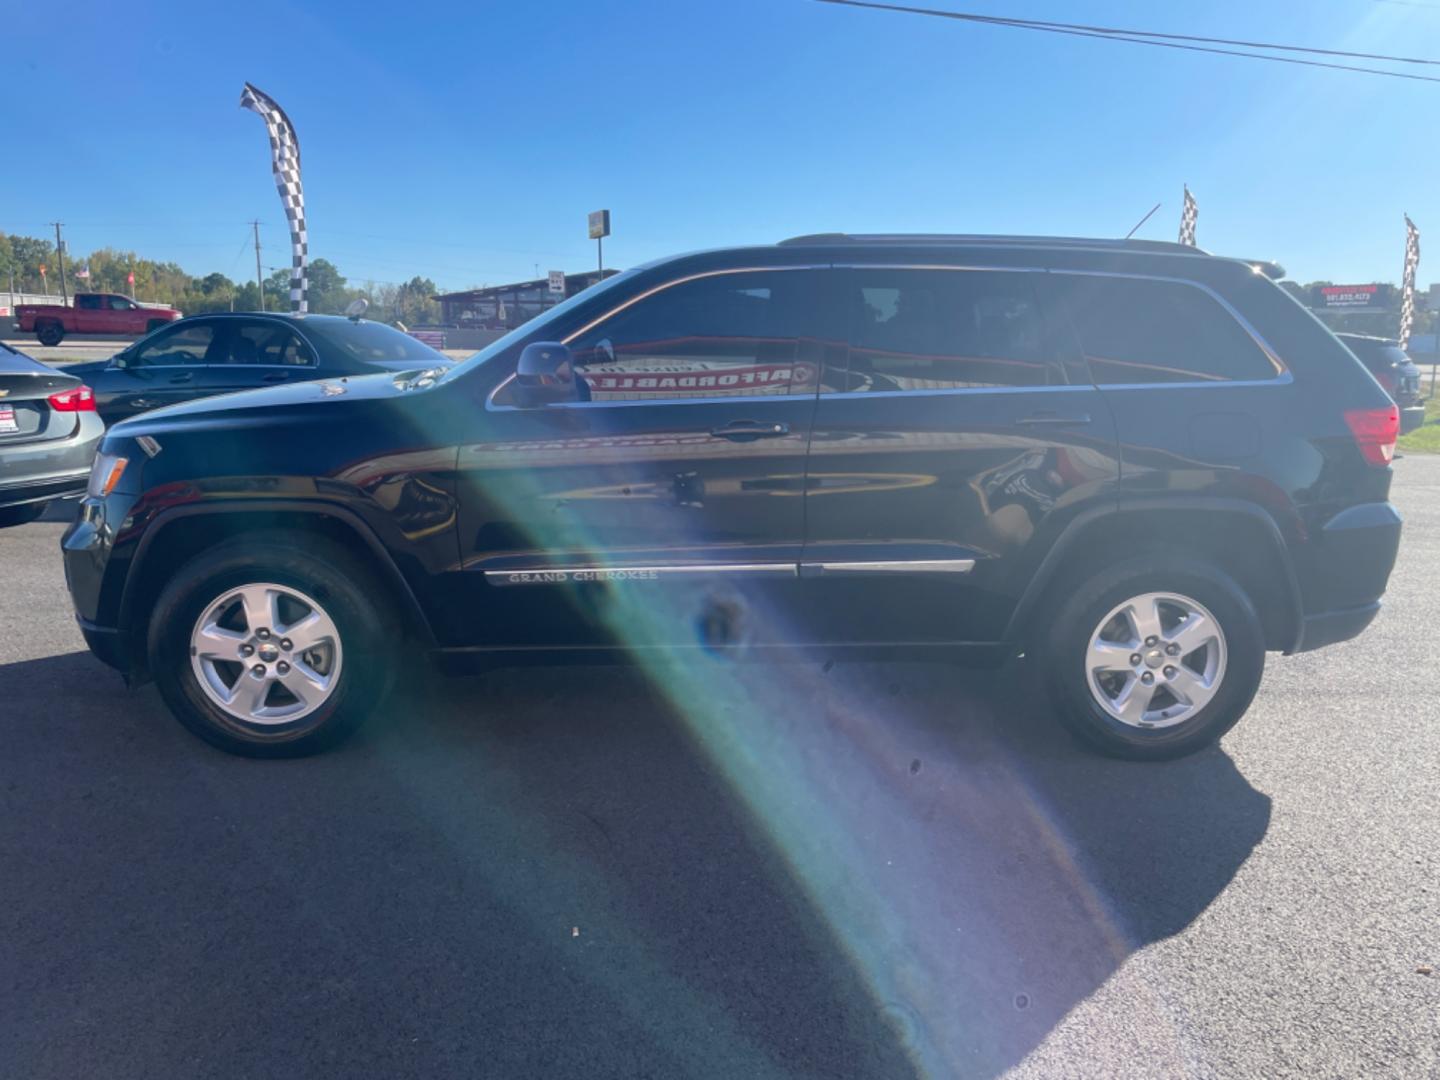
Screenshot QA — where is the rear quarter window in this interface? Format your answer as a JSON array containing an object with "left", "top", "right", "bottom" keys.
[{"left": 1055, "top": 275, "right": 1281, "bottom": 385}]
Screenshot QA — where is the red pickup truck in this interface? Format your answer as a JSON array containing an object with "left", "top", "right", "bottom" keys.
[{"left": 16, "top": 293, "right": 182, "bottom": 347}]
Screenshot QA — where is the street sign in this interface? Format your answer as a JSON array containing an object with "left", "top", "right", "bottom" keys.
[
  {"left": 588, "top": 210, "right": 611, "bottom": 240},
  {"left": 548, "top": 270, "right": 566, "bottom": 295}
]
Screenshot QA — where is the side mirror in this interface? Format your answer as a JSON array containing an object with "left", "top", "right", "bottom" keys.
[{"left": 514, "top": 342, "right": 576, "bottom": 407}]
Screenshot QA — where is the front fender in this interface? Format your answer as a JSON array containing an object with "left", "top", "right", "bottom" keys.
[{"left": 115, "top": 496, "right": 445, "bottom": 654}]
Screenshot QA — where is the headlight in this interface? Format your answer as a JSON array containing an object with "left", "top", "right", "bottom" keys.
[{"left": 87, "top": 452, "right": 129, "bottom": 498}]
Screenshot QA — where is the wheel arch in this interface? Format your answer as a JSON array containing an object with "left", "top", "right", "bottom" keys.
[
  {"left": 118, "top": 501, "right": 438, "bottom": 677},
  {"left": 1005, "top": 497, "right": 1303, "bottom": 653}
]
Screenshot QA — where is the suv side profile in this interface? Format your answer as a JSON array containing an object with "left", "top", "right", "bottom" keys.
[{"left": 62, "top": 235, "right": 1403, "bottom": 759}]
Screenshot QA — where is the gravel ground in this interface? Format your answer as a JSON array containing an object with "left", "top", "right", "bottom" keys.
[{"left": 0, "top": 458, "right": 1435, "bottom": 1079}]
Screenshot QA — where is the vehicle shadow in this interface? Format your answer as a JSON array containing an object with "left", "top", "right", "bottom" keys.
[{"left": 0, "top": 649, "right": 1269, "bottom": 1079}]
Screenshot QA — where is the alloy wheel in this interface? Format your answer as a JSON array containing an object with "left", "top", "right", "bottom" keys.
[
  {"left": 1085, "top": 591, "right": 1227, "bottom": 730},
  {"left": 189, "top": 582, "right": 343, "bottom": 726}
]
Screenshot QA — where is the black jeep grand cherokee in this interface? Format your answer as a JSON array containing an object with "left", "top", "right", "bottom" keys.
[{"left": 63, "top": 235, "right": 1403, "bottom": 759}]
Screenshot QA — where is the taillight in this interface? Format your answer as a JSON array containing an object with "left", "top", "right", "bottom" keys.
[
  {"left": 47, "top": 385, "right": 96, "bottom": 412},
  {"left": 1344, "top": 405, "right": 1400, "bottom": 467}
]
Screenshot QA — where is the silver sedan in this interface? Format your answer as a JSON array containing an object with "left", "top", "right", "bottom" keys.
[{"left": 0, "top": 342, "right": 104, "bottom": 527}]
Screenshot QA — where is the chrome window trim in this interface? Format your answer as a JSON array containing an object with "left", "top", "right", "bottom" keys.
[
  {"left": 1092, "top": 371, "right": 1294, "bottom": 392},
  {"left": 559, "top": 264, "right": 827, "bottom": 345},
  {"left": 816, "top": 373, "right": 1293, "bottom": 400},
  {"left": 818, "top": 384, "right": 1094, "bottom": 402},
  {"left": 484, "top": 262, "right": 1292, "bottom": 411},
  {"left": 486, "top": 382, "right": 816, "bottom": 412},
  {"left": 486, "top": 265, "right": 828, "bottom": 412}
]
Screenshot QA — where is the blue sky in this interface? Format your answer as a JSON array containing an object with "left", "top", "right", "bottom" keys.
[{"left": 6, "top": 0, "right": 1438, "bottom": 290}]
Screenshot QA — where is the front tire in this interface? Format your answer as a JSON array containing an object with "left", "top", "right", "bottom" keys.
[
  {"left": 1041, "top": 555, "right": 1265, "bottom": 760},
  {"left": 148, "top": 533, "right": 395, "bottom": 757}
]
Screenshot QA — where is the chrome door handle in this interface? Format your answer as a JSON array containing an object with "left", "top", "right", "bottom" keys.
[
  {"left": 1017, "top": 412, "right": 1092, "bottom": 426},
  {"left": 129, "top": 398, "right": 158, "bottom": 409},
  {"left": 710, "top": 420, "right": 791, "bottom": 442}
]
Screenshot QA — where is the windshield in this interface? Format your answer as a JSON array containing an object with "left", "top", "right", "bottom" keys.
[
  {"left": 444, "top": 267, "right": 642, "bottom": 379},
  {"left": 303, "top": 320, "right": 449, "bottom": 368}
]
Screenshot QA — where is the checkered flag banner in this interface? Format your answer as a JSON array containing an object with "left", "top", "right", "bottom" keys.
[
  {"left": 1178, "top": 185, "right": 1198, "bottom": 247},
  {"left": 239, "top": 83, "right": 307, "bottom": 313},
  {"left": 1398, "top": 214, "right": 1420, "bottom": 351}
]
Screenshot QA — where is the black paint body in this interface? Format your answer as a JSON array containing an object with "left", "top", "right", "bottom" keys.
[{"left": 62, "top": 238, "right": 1402, "bottom": 679}]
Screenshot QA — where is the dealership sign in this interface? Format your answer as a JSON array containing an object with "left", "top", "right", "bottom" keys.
[{"left": 1315, "top": 284, "right": 1384, "bottom": 309}]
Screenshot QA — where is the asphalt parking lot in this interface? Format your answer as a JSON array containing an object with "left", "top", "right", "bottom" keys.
[{"left": 1, "top": 458, "right": 1436, "bottom": 1079}]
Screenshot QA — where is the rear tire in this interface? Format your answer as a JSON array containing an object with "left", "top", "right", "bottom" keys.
[
  {"left": 1041, "top": 554, "right": 1265, "bottom": 760},
  {"left": 0, "top": 502, "right": 47, "bottom": 528},
  {"left": 147, "top": 533, "right": 397, "bottom": 757},
  {"left": 35, "top": 321, "right": 63, "bottom": 347}
]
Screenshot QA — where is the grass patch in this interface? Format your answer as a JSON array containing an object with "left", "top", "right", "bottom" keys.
[{"left": 1397, "top": 392, "right": 1440, "bottom": 454}]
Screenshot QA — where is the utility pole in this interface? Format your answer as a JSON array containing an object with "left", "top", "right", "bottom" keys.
[
  {"left": 52, "top": 222, "right": 69, "bottom": 305},
  {"left": 251, "top": 221, "right": 264, "bottom": 312}
]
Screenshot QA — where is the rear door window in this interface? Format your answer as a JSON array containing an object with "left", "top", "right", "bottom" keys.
[
  {"left": 224, "top": 323, "right": 316, "bottom": 366},
  {"left": 834, "top": 269, "right": 1060, "bottom": 391},
  {"left": 1054, "top": 275, "right": 1281, "bottom": 384}
]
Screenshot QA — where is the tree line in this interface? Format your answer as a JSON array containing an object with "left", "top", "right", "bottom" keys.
[
  {"left": 5, "top": 229, "right": 1436, "bottom": 339},
  {"left": 0, "top": 232, "right": 441, "bottom": 326}
]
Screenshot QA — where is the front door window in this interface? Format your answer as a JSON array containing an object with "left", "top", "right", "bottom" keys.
[{"left": 566, "top": 270, "right": 822, "bottom": 402}]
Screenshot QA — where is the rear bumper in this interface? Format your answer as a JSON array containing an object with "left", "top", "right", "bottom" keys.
[
  {"left": 1399, "top": 403, "right": 1425, "bottom": 435},
  {"left": 1289, "top": 501, "right": 1401, "bottom": 653},
  {"left": 1292, "top": 602, "right": 1381, "bottom": 653},
  {"left": 0, "top": 413, "right": 102, "bottom": 508},
  {"left": 0, "top": 467, "right": 90, "bottom": 509}
]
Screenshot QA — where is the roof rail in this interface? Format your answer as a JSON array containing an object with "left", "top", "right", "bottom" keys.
[{"left": 777, "top": 232, "right": 1205, "bottom": 255}]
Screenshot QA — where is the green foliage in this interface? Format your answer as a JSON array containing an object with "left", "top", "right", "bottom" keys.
[
  {"left": 1397, "top": 393, "right": 1440, "bottom": 454},
  {"left": 2, "top": 234, "right": 57, "bottom": 291},
  {"left": 1, "top": 232, "right": 442, "bottom": 322}
]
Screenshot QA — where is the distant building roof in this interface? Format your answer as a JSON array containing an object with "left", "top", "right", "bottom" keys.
[{"left": 433, "top": 269, "right": 618, "bottom": 304}]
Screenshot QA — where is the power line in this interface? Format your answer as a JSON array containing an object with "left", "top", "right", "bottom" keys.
[
  {"left": 814, "top": 0, "right": 1440, "bottom": 83},
  {"left": 835, "top": 2, "right": 1440, "bottom": 65}
]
